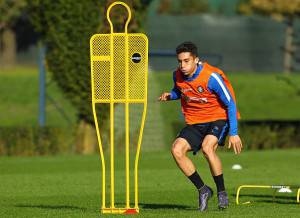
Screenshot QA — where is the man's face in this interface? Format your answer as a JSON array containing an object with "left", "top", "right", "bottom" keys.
[{"left": 177, "top": 52, "right": 199, "bottom": 77}]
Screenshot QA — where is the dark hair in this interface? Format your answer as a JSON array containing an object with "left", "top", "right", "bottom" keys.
[{"left": 176, "top": 41, "right": 198, "bottom": 57}]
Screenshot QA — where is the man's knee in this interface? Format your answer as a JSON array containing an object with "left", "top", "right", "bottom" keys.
[
  {"left": 201, "top": 135, "right": 218, "bottom": 157},
  {"left": 202, "top": 144, "right": 214, "bottom": 158},
  {"left": 202, "top": 140, "right": 218, "bottom": 158},
  {"left": 171, "top": 138, "right": 189, "bottom": 159}
]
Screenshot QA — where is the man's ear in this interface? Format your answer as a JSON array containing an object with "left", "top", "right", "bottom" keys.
[{"left": 195, "top": 57, "right": 199, "bottom": 63}]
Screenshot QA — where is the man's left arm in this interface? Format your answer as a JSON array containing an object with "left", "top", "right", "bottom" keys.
[{"left": 207, "top": 73, "right": 242, "bottom": 154}]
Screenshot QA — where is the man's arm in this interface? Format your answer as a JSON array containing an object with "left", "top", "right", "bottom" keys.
[
  {"left": 170, "top": 71, "right": 181, "bottom": 100},
  {"left": 208, "top": 73, "right": 237, "bottom": 136},
  {"left": 207, "top": 73, "right": 242, "bottom": 154},
  {"left": 158, "top": 71, "right": 181, "bottom": 101}
]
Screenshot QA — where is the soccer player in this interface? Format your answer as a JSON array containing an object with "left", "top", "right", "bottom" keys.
[{"left": 158, "top": 42, "right": 243, "bottom": 211}]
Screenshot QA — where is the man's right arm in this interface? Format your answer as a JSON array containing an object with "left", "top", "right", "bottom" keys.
[
  {"left": 158, "top": 71, "right": 181, "bottom": 101},
  {"left": 169, "top": 87, "right": 181, "bottom": 100},
  {"left": 170, "top": 71, "right": 181, "bottom": 100}
]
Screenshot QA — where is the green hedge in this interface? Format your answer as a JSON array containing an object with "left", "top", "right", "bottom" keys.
[
  {"left": 1, "top": 120, "right": 299, "bottom": 156},
  {"left": 172, "top": 120, "right": 300, "bottom": 150},
  {"left": 0, "top": 126, "right": 75, "bottom": 156},
  {"left": 239, "top": 121, "right": 300, "bottom": 149}
]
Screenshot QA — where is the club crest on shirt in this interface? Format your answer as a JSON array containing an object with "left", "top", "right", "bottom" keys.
[{"left": 197, "top": 86, "right": 204, "bottom": 93}]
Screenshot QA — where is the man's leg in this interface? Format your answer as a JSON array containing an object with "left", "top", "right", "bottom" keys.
[
  {"left": 202, "top": 135, "right": 222, "bottom": 176},
  {"left": 171, "top": 137, "right": 196, "bottom": 176},
  {"left": 171, "top": 137, "right": 213, "bottom": 211},
  {"left": 201, "top": 135, "right": 228, "bottom": 209}
]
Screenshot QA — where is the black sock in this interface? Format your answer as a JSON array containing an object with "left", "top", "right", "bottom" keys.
[
  {"left": 188, "top": 171, "right": 204, "bottom": 190},
  {"left": 213, "top": 174, "right": 225, "bottom": 193}
]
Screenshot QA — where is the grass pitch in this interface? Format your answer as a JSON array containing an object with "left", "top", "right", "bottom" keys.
[{"left": 0, "top": 149, "right": 299, "bottom": 217}]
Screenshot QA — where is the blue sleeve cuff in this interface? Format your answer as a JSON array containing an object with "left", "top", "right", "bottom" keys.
[{"left": 170, "top": 89, "right": 181, "bottom": 100}]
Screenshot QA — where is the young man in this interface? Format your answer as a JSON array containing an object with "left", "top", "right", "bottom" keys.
[{"left": 158, "top": 42, "right": 243, "bottom": 211}]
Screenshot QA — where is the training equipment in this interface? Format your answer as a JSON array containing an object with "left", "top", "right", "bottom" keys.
[
  {"left": 231, "top": 164, "right": 242, "bottom": 170},
  {"left": 90, "top": 1, "right": 148, "bottom": 214},
  {"left": 236, "top": 185, "right": 300, "bottom": 205}
]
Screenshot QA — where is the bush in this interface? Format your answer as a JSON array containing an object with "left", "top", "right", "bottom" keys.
[
  {"left": 0, "top": 126, "right": 75, "bottom": 156},
  {"left": 239, "top": 121, "right": 300, "bottom": 149},
  {"left": 172, "top": 120, "right": 300, "bottom": 150}
]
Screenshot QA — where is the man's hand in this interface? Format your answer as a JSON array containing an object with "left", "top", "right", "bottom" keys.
[
  {"left": 228, "top": 135, "right": 243, "bottom": 154},
  {"left": 158, "top": 92, "right": 171, "bottom": 101}
]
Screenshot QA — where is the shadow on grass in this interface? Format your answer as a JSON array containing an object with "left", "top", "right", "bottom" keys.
[
  {"left": 139, "top": 203, "right": 193, "bottom": 210},
  {"left": 15, "top": 204, "right": 87, "bottom": 211},
  {"left": 231, "top": 194, "right": 298, "bottom": 205},
  {"left": 253, "top": 200, "right": 299, "bottom": 205}
]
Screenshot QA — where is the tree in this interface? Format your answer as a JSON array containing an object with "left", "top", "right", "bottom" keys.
[
  {"left": 27, "top": 0, "right": 152, "bottom": 153},
  {"left": 0, "top": 0, "right": 27, "bottom": 68},
  {"left": 239, "top": 0, "right": 300, "bottom": 74},
  {"left": 157, "top": 0, "right": 209, "bottom": 15}
]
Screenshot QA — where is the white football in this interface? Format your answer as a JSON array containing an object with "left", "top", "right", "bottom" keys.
[{"left": 232, "top": 164, "right": 242, "bottom": 170}]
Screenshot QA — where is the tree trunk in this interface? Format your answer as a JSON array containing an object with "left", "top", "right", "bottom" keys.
[
  {"left": 283, "top": 17, "right": 293, "bottom": 74},
  {"left": 0, "top": 27, "right": 16, "bottom": 68},
  {"left": 75, "top": 120, "right": 97, "bottom": 154}
]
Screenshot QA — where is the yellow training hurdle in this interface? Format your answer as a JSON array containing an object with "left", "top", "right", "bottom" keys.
[
  {"left": 236, "top": 185, "right": 300, "bottom": 205},
  {"left": 90, "top": 1, "right": 148, "bottom": 214}
]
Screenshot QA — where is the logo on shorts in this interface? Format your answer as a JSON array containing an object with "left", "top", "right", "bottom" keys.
[
  {"left": 212, "top": 126, "right": 219, "bottom": 135},
  {"left": 197, "top": 86, "right": 204, "bottom": 93}
]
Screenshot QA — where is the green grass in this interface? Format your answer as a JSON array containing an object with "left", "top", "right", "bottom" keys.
[
  {"left": 228, "top": 73, "right": 300, "bottom": 120},
  {"left": 1, "top": 67, "right": 300, "bottom": 127},
  {"left": 0, "top": 66, "right": 77, "bottom": 126},
  {"left": 0, "top": 149, "right": 299, "bottom": 217}
]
